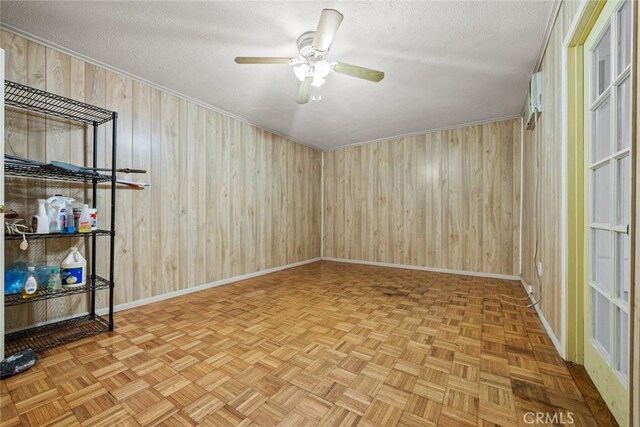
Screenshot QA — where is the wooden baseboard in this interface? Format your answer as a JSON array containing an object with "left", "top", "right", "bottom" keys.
[
  {"left": 97, "top": 257, "right": 321, "bottom": 316},
  {"left": 322, "top": 257, "right": 521, "bottom": 281},
  {"left": 520, "top": 278, "right": 564, "bottom": 358}
]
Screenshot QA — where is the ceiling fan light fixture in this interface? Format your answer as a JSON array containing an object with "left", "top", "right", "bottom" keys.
[
  {"left": 314, "top": 60, "right": 331, "bottom": 78},
  {"left": 293, "top": 63, "right": 310, "bottom": 81},
  {"left": 312, "top": 75, "right": 326, "bottom": 87},
  {"left": 310, "top": 60, "right": 332, "bottom": 86}
]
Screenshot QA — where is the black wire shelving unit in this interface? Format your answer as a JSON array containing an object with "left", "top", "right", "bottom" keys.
[
  {"left": 4, "top": 276, "right": 112, "bottom": 307},
  {"left": 4, "top": 315, "right": 111, "bottom": 355},
  {"left": 5, "top": 163, "right": 112, "bottom": 183},
  {"left": 4, "top": 80, "right": 117, "bottom": 356},
  {"left": 5, "top": 229, "right": 113, "bottom": 240}
]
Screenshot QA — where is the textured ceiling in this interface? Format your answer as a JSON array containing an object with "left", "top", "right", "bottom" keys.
[{"left": 0, "top": 1, "right": 555, "bottom": 150}]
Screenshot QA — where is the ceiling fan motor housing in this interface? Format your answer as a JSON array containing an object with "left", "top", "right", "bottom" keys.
[{"left": 297, "top": 31, "right": 321, "bottom": 59}]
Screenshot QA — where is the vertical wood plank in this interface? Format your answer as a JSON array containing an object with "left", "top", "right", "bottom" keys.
[
  {"left": 323, "top": 150, "right": 335, "bottom": 258},
  {"left": 469, "top": 125, "right": 484, "bottom": 272},
  {"left": 337, "top": 148, "right": 346, "bottom": 259},
  {"left": 206, "top": 110, "right": 218, "bottom": 282},
  {"left": 377, "top": 141, "right": 390, "bottom": 263},
  {"left": 195, "top": 106, "right": 207, "bottom": 284},
  {"left": 106, "top": 72, "right": 133, "bottom": 304},
  {"left": 185, "top": 101, "right": 198, "bottom": 290},
  {"left": 160, "top": 92, "right": 179, "bottom": 294},
  {"left": 149, "top": 88, "right": 163, "bottom": 296},
  {"left": 460, "top": 127, "right": 471, "bottom": 271},
  {"left": 438, "top": 131, "right": 449, "bottom": 268},
  {"left": 244, "top": 122, "right": 257, "bottom": 271},
  {"left": 177, "top": 98, "right": 188, "bottom": 289},
  {"left": 425, "top": 132, "right": 436, "bottom": 265},
  {"left": 447, "top": 129, "right": 462, "bottom": 270},
  {"left": 132, "top": 81, "right": 151, "bottom": 300},
  {"left": 511, "top": 120, "right": 521, "bottom": 275},
  {"left": 500, "top": 120, "right": 515, "bottom": 275},
  {"left": 391, "top": 139, "right": 404, "bottom": 265},
  {"left": 482, "top": 122, "right": 500, "bottom": 273}
]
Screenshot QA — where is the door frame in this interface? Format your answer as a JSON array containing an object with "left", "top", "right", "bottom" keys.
[{"left": 564, "top": 0, "right": 636, "bottom": 425}]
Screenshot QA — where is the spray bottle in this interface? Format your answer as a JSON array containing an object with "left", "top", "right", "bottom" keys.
[
  {"left": 61, "top": 197, "right": 76, "bottom": 233},
  {"left": 78, "top": 204, "right": 91, "bottom": 233},
  {"left": 32, "top": 199, "right": 50, "bottom": 234},
  {"left": 47, "top": 194, "right": 66, "bottom": 232}
]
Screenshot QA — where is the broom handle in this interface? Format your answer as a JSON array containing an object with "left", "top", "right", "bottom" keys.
[{"left": 89, "top": 167, "right": 146, "bottom": 174}]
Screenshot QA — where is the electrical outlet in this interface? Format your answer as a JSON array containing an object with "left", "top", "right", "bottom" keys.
[
  {"left": 537, "top": 261, "right": 543, "bottom": 277},
  {"left": 528, "top": 285, "right": 534, "bottom": 295}
]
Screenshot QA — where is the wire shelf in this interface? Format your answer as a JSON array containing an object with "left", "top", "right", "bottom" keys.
[
  {"left": 5, "top": 80, "right": 115, "bottom": 125},
  {"left": 5, "top": 276, "right": 112, "bottom": 307},
  {"left": 5, "top": 229, "right": 113, "bottom": 241},
  {"left": 5, "top": 162, "right": 112, "bottom": 183},
  {"left": 4, "top": 315, "right": 110, "bottom": 356}
]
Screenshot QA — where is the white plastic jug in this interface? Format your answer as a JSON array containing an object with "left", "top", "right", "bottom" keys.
[{"left": 61, "top": 246, "right": 86, "bottom": 287}]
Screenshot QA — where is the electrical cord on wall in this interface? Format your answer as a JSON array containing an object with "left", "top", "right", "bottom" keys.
[
  {"left": 530, "top": 111, "right": 543, "bottom": 308},
  {"left": 497, "top": 113, "right": 542, "bottom": 308}
]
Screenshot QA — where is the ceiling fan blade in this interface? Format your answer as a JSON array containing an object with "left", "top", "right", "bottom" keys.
[
  {"left": 234, "top": 57, "right": 293, "bottom": 64},
  {"left": 297, "top": 77, "right": 313, "bottom": 104},
  {"left": 333, "top": 62, "right": 385, "bottom": 82},
  {"left": 313, "top": 9, "right": 344, "bottom": 51}
]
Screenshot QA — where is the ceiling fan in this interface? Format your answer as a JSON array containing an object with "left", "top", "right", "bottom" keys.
[{"left": 235, "top": 9, "right": 385, "bottom": 104}]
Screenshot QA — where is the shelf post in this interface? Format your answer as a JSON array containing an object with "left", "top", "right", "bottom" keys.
[
  {"left": 90, "top": 122, "right": 98, "bottom": 317},
  {"left": 109, "top": 112, "right": 117, "bottom": 331}
]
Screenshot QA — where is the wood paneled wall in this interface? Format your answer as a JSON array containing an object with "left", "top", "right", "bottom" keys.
[
  {"left": 1, "top": 30, "right": 322, "bottom": 330},
  {"left": 520, "top": 1, "right": 581, "bottom": 345},
  {"left": 323, "top": 118, "right": 521, "bottom": 276}
]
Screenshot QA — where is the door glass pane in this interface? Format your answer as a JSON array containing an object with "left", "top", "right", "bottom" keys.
[
  {"left": 592, "top": 289, "right": 611, "bottom": 356},
  {"left": 617, "top": 232, "right": 630, "bottom": 302},
  {"left": 592, "top": 97, "right": 611, "bottom": 162},
  {"left": 617, "top": 155, "right": 630, "bottom": 226},
  {"left": 618, "top": 0, "right": 632, "bottom": 71},
  {"left": 617, "top": 77, "right": 631, "bottom": 150},
  {"left": 592, "top": 163, "right": 610, "bottom": 224},
  {"left": 594, "top": 26, "right": 611, "bottom": 98},
  {"left": 617, "top": 308, "right": 628, "bottom": 380},
  {"left": 592, "top": 229, "right": 611, "bottom": 292}
]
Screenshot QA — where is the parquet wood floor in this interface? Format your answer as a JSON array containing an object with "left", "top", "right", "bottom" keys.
[{"left": 1, "top": 261, "right": 611, "bottom": 426}]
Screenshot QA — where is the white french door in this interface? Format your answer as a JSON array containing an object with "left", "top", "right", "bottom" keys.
[{"left": 584, "top": 0, "right": 632, "bottom": 423}]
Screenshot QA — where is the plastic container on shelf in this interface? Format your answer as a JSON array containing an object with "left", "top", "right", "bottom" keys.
[
  {"left": 48, "top": 267, "right": 62, "bottom": 290},
  {"left": 61, "top": 247, "right": 86, "bottom": 288},
  {"left": 78, "top": 204, "right": 91, "bottom": 233},
  {"left": 22, "top": 266, "right": 38, "bottom": 298}
]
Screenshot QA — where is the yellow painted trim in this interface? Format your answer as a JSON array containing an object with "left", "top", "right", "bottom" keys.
[
  {"left": 582, "top": 0, "right": 630, "bottom": 425},
  {"left": 568, "top": 1, "right": 608, "bottom": 47},
  {"left": 566, "top": 44, "right": 585, "bottom": 363},
  {"left": 566, "top": 0, "right": 607, "bottom": 365}
]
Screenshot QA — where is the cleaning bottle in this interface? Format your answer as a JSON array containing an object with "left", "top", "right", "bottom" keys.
[
  {"left": 22, "top": 266, "right": 39, "bottom": 298},
  {"left": 61, "top": 247, "right": 86, "bottom": 287},
  {"left": 61, "top": 197, "right": 76, "bottom": 234},
  {"left": 78, "top": 204, "right": 91, "bottom": 233},
  {"left": 32, "top": 199, "right": 50, "bottom": 234},
  {"left": 48, "top": 267, "right": 62, "bottom": 290},
  {"left": 46, "top": 194, "right": 66, "bottom": 232}
]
